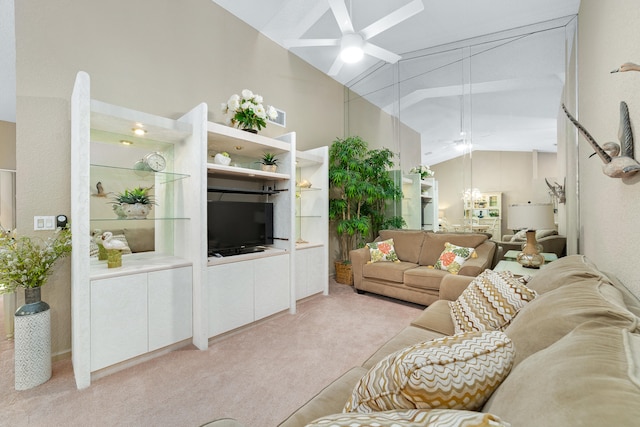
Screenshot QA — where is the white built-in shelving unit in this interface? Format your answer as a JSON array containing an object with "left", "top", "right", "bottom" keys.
[{"left": 70, "top": 72, "right": 328, "bottom": 388}]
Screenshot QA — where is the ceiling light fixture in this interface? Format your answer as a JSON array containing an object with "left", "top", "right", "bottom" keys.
[
  {"left": 132, "top": 128, "right": 147, "bottom": 136},
  {"left": 339, "top": 33, "right": 364, "bottom": 63}
]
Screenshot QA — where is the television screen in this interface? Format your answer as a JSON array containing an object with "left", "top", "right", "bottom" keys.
[{"left": 207, "top": 201, "right": 274, "bottom": 256}]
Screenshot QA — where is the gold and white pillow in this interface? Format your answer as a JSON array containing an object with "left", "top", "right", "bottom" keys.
[
  {"left": 344, "top": 330, "right": 514, "bottom": 413},
  {"left": 434, "top": 242, "right": 476, "bottom": 274},
  {"left": 306, "top": 408, "right": 511, "bottom": 427},
  {"left": 449, "top": 269, "right": 537, "bottom": 334}
]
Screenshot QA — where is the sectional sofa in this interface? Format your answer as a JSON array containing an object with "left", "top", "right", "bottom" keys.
[{"left": 208, "top": 254, "right": 640, "bottom": 426}]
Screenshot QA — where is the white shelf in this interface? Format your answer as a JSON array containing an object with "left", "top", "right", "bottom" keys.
[
  {"left": 206, "top": 162, "right": 290, "bottom": 180},
  {"left": 90, "top": 253, "right": 191, "bottom": 280}
]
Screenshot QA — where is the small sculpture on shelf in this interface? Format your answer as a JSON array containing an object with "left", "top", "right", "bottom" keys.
[
  {"left": 101, "top": 231, "right": 129, "bottom": 268},
  {"left": 213, "top": 152, "right": 231, "bottom": 166}
]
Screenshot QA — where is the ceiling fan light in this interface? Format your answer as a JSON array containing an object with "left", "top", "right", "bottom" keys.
[{"left": 340, "top": 33, "right": 364, "bottom": 63}]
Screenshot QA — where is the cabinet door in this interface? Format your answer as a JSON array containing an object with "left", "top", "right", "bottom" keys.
[
  {"left": 148, "top": 266, "right": 193, "bottom": 352},
  {"left": 254, "top": 255, "right": 290, "bottom": 320},
  {"left": 305, "top": 246, "right": 326, "bottom": 296},
  {"left": 91, "top": 273, "right": 148, "bottom": 371},
  {"left": 207, "top": 262, "right": 254, "bottom": 337}
]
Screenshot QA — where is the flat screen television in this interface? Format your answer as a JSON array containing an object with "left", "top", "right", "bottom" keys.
[{"left": 207, "top": 201, "right": 274, "bottom": 256}]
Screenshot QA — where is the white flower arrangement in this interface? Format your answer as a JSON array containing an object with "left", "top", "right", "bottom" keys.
[
  {"left": 221, "top": 89, "right": 278, "bottom": 132},
  {"left": 409, "top": 165, "right": 435, "bottom": 179}
]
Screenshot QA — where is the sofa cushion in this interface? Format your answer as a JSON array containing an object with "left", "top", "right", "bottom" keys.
[
  {"left": 411, "top": 300, "right": 456, "bottom": 336},
  {"left": 419, "top": 234, "right": 487, "bottom": 266},
  {"left": 379, "top": 230, "right": 426, "bottom": 264},
  {"left": 366, "top": 238, "right": 400, "bottom": 263},
  {"left": 483, "top": 324, "right": 640, "bottom": 426},
  {"left": 504, "top": 277, "right": 638, "bottom": 367},
  {"left": 344, "top": 331, "right": 514, "bottom": 413},
  {"left": 434, "top": 242, "right": 476, "bottom": 274},
  {"left": 123, "top": 227, "right": 155, "bottom": 253},
  {"left": 404, "top": 267, "right": 448, "bottom": 292},
  {"left": 278, "top": 367, "right": 368, "bottom": 427},
  {"left": 362, "top": 261, "right": 418, "bottom": 284},
  {"left": 449, "top": 270, "right": 537, "bottom": 334},
  {"left": 306, "top": 409, "right": 511, "bottom": 427},
  {"left": 524, "top": 254, "right": 610, "bottom": 295}
]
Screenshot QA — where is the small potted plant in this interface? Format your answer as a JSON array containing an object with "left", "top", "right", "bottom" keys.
[
  {"left": 111, "top": 186, "right": 156, "bottom": 219},
  {"left": 260, "top": 152, "right": 279, "bottom": 172}
]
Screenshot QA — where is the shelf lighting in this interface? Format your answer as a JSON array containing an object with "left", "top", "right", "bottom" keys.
[
  {"left": 132, "top": 128, "right": 147, "bottom": 136},
  {"left": 120, "top": 140, "right": 133, "bottom": 146}
]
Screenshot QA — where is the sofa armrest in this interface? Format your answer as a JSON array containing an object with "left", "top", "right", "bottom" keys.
[
  {"left": 349, "top": 247, "right": 371, "bottom": 288},
  {"left": 458, "top": 241, "right": 495, "bottom": 276},
  {"left": 439, "top": 274, "right": 474, "bottom": 301}
]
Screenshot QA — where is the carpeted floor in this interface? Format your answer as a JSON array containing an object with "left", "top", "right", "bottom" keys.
[{"left": 1, "top": 280, "right": 423, "bottom": 426}]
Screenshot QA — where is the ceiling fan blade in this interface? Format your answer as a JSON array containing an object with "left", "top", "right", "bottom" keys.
[
  {"left": 363, "top": 42, "right": 402, "bottom": 63},
  {"left": 360, "top": 0, "right": 424, "bottom": 40},
  {"left": 327, "top": 0, "right": 354, "bottom": 34},
  {"left": 328, "top": 56, "right": 344, "bottom": 76},
  {"left": 283, "top": 38, "right": 340, "bottom": 48}
]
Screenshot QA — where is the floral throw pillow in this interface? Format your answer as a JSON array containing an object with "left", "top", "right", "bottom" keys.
[
  {"left": 367, "top": 238, "right": 400, "bottom": 263},
  {"left": 434, "top": 242, "right": 476, "bottom": 274}
]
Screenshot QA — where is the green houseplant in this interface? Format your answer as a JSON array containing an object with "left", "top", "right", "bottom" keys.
[
  {"left": 260, "top": 152, "right": 279, "bottom": 172},
  {"left": 328, "top": 136, "right": 403, "bottom": 284},
  {"left": 111, "top": 186, "right": 156, "bottom": 219}
]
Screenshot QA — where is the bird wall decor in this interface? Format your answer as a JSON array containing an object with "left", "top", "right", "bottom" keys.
[
  {"left": 561, "top": 102, "right": 640, "bottom": 178},
  {"left": 611, "top": 62, "right": 640, "bottom": 73},
  {"left": 545, "top": 177, "right": 566, "bottom": 204}
]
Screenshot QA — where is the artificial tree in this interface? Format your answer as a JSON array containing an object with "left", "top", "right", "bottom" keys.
[{"left": 329, "top": 136, "right": 404, "bottom": 277}]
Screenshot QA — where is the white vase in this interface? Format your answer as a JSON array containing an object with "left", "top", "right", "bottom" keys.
[
  {"left": 121, "top": 203, "right": 151, "bottom": 219},
  {"left": 213, "top": 153, "right": 231, "bottom": 166},
  {"left": 261, "top": 164, "right": 277, "bottom": 173},
  {"left": 14, "top": 288, "right": 51, "bottom": 390}
]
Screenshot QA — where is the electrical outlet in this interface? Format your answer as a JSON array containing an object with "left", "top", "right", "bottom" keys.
[{"left": 33, "top": 216, "right": 56, "bottom": 231}]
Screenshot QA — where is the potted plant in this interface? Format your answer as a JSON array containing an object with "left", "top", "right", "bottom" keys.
[
  {"left": 111, "top": 186, "right": 156, "bottom": 219},
  {"left": 0, "top": 226, "right": 72, "bottom": 389},
  {"left": 260, "top": 152, "right": 279, "bottom": 172},
  {"left": 329, "top": 136, "right": 403, "bottom": 284},
  {"left": 221, "top": 89, "right": 278, "bottom": 133}
]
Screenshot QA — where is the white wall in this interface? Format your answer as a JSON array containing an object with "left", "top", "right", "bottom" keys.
[{"left": 577, "top": 0, "right": 640, "bottom": 297}]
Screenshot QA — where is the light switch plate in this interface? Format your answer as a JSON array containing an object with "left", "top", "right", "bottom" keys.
[{"left": 34, "top": 216, "right": 56, "bottom": 231}]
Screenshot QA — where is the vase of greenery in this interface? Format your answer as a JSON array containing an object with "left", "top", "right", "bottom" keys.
[
  {"left": 328, "top": 136, "right": 403, "bottom": 284},
  {"left": 0, "top": 226, "right": 72, "bottom": 390},
  {"left": 111, "top": 186, "right": 156, "bottom": 219},
  {"left": 260, "top": 152, "right": 279, "bottom": 172}
]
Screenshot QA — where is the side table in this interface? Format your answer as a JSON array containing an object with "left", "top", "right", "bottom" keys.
[
  {"left": 494, "top": 260, "right": 546, "bottom": 277},
  {"left": 503, "top": 250, "right": 558, "bottom": 263}
]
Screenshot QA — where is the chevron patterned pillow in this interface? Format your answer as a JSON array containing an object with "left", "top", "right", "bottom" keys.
[
  {"left": 344, "top": 330, "right": 514, "bottom": 413},
  {"left": 307, "top": 408, "right": 511, "bottom": 427},
  {"left": 449, "top": 269, "right": 537, "bottom": 334}
]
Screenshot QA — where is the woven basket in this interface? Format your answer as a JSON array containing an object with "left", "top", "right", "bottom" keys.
[{"left": 335, "top": 261, "right": 353, "bottom": 285}]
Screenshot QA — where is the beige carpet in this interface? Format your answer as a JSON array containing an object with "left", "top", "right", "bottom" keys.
[{"left": 1, "top": 280, "right": 423, "bottom": 426}]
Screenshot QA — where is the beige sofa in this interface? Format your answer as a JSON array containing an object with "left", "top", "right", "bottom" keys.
[
  {"left": 268, "top": 255, "right": 640, "bottom": 426},
  {"left": 349, "top": 230, "right": 498, "bottom": 306}
]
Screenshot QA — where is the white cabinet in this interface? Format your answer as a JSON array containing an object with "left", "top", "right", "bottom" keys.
[
  {"left": 207, "top": 253, "right": 289, "bottom": 337},
  {"left": 207, "top": 262, "right": 254, "bottom": 337},
  {"left": 90, "top": 266, "right": 192, "bottom": 371},
  {"left": 148, "top": 267, "right": 193, "bottom": 351},
  {"left": 295, "top": 246, "right": 326, "bottom": 300},
  {"left": 91, "top": 273, "right": 148, "bottom": 371}
]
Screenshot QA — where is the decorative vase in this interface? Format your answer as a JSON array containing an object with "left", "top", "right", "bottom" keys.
[
  {"left": 213, "top": 153, "right": 231, "bottom": 166},
  {"left": 112, "top": 203, "right": 127, "bottom": 219},
  {"left": 14, "top": 287, "right": 51, "bottom": 390},
  {"left": 121, "top": 203, "right": 151, "bottom": 219},
  {"left": 242, "top": 128, "right": 258, "bottom": 134},
  {"left": 261, "top": 164, "right": 277, "bottom": 173},
  {"left": 106, "top": 249, "right": 123, "bottom": 268}
]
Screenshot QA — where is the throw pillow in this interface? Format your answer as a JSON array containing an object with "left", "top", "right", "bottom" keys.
[
  {"left": 449, "top": 269, "right": 537, "bottom": 334},
  {"left": 306, "top": 409, "right": 511, "bottom": 427},
  {"left": 367, "top": 238, "right": 400, "bottom": 263},
  {"left": 344, "top": 330, "right": 514, "bottom": 413},
  {"left": 433, "top": 242, "right": 476, "bottom": 274}
]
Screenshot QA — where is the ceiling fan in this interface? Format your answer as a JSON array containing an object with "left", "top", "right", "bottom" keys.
[{"left": 284, "top": 0, "right": 424, "bottom": 76}]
